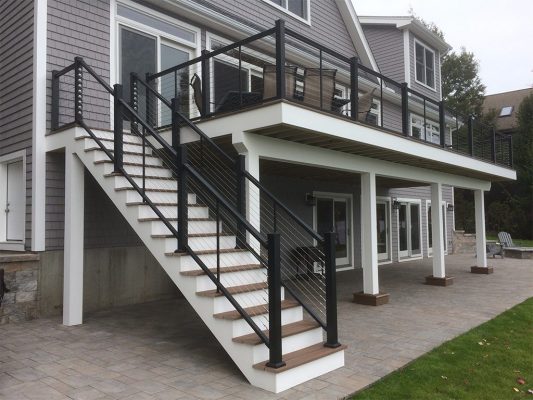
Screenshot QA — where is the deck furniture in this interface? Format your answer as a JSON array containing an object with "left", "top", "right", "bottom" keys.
[
  {"left": 498, "top": 232, "right": 515, "bottom": 248},
  {"left": 262, "top": 64, "right": 297, "bottom": 99},
  {"left": 358, "top": 88, "right": 377, "bottom": 122},
  {"left": 303, "top": 68, "right": 337, "bottom": 110},
  {"left": 215, "top": 91, "right": 263, "bottom": 113},
  {"left": 190, "top": 73, "right": 203, "bottom": 114}
]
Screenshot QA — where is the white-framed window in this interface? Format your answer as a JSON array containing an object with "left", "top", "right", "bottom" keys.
[
  {"left": 410, "top": 114, "right": 440, "bottom": 144},
  {"left": 414, "top": 39, "right": 436, "bottom": 90},
  {"left": 396, "top": 198, "right": 423, "bottom": 261},
  {"left": 0, "top": 151, "right": 26, "bottom": 251},
  {"left": 262, "top": 0, "right": 311, "bottom": 24},
  {"left": 426, "top": 200, "right": 448, "bottom": 256}
]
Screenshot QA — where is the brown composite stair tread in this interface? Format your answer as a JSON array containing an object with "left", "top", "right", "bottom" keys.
[
  {"left": 253, "top": 343, "right": 347, "bottom": 373},
  {"left": 165, "top": 248, "right": 248, "bottom": 256},
  {"left": 151, "top": 232, "right": 234, "bottom": 238},
  {"left": 104, "top": 173, "right": 176, "bottom": 180},
  {"left": 116, "top": 187, "right": 177, "bottom": 193},
  {"left": 181, "top": 264, "right": 262, "bottom": 277},
  {"left": 94, "top": 160, "right": 168, "bottom": 169},
  {"left": 214, "top": 300, "right": 299, "bottom": 320},
  {"left": 197, "top": 281, "right": 268, "bottom": 297},
  {"left": 233, "top": 320, "right": 320, "bottom": 346}
]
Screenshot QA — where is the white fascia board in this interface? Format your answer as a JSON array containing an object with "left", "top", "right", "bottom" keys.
[
  {"left": 194, "top": 102, "right": 515, "bottom": 184},
  {"left": 334, "top": 0, "right": 379, "bottom": 71},
  {"left": 31, "top": 0, "right": 47, "bottom": 252}
]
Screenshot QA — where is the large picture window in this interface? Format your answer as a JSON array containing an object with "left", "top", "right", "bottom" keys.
[
  {"left": 415, "top": 40, "right": 436, "bottom": 89},
  {"left": 265, "top": 0, "right": 310, "bottom": 22}
]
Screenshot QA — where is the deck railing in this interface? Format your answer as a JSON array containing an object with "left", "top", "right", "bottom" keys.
[{"left": 145, "top": 20, "right": 513, "bottom": 168}]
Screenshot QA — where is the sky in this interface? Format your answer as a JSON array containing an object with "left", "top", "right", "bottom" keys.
[{"left": 352, "top": 0, "right": 533, "bottom": 95}]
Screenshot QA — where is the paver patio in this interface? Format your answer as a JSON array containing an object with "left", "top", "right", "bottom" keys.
[{"left": 0, "top": 254, "right": 531, "bottom": 400}]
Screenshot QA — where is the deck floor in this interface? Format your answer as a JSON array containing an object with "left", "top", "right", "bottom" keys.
[{"left": 0, "top": 254, "right": 532, "bottom": 400}]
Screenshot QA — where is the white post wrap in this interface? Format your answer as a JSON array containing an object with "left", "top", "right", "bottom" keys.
[
  {"left": 361, "top": 172, "right": 379, "bottom": 294},
  {"left": 474, "top": 189, "right": 488, "bottom": 268},
  {"left": 63, "top": 151, "right": 85, "bottom": 326},
  {"left": 431, "top": 182, "right": 445, "bottom": 278}
]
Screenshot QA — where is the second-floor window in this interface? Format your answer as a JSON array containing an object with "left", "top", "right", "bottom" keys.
[
  {"left": 415, "top": 40, "right": 435, "bottom": 89},
  {"left": 266, "top": 0, "right": 309, "bottom": 21},
  {"left": 411, "top": 114, "right": 440, "bottom": 144}
]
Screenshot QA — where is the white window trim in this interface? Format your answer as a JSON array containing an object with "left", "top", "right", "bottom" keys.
[
  {"left": 0, "top": 150, "right": 27, "bottom": 252},
  {"left": 413, "top": 38, "right": 437, "bottom": 92},
  {"left": 377, "top": 196, "right": 393, "bottom": 265},
  {"left": 312, "top": 191, "right": 354, "bottom": 271},
  {"left": 410, "top": 113, "right": 440, "bottom": 144},
  {"left": 260, "top": 0, "right": 312, "bottom": 25},
  {"left": 395, "top": 198, "right": 423, "bottom": 262},
  {"left": 425, "top": 200, "right": 448, "bottom": 257}
]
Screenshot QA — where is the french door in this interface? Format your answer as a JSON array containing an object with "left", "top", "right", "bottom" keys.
[
  {"left": 315, "top": 195, "right": 351, "bottom": 267},
  {"left": 5, "top": 161, "right": 24, "bottom": 241},
  {"left": 398, "top": 201, "right": 422, "bottom": 258},
  {"left": 376, "top": 200, "right": 390, "bottom": 261}
]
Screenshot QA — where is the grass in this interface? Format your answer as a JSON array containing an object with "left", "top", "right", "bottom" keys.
[
  {"left": 487, "top": 235, "right": 533, "bottom": 247},
  {"left": 351, "top": 298, "right": 533, "bottom": 400}
]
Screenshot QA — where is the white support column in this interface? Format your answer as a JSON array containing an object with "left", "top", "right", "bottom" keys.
[
  {"left": 63, "top": 151, "right": 85, "bottom": 326},
  {"left": 431, "top": 182, "right": 445, "bottom": 278},
  {"left": 475, "top": 190, "right": 487, "bottom": 268},
  {"left": 361, "top": 172, "right": 379, "bottom": 294}
]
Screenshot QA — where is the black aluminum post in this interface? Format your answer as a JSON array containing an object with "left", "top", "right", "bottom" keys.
[
  {"left": 439, "top": 102, "right": 446, "bottom": 147},
  {"left": 74, "top": 57, "right": 83, "bottom": 124},
  {"left": 350, "top": 57, "right": 358, "bottom": 121},
  {"left": 401, "top": 83, "right": 409, "bottom": 136},
  {"left": 324, "top": 232, "right": 340, "bottom": 348},
  {"left": 201, "top": 49, "right": 210, "bottom": 117},
  {"left": 171, "top": 97, "right": 181, "bottom": 150},
  {"left": 235, "top": 155, "right": 247, "bottom": 248},
  {"left": 468, "top": 115, "right": 474, "bottom": 156},
  {"left": 51, "top": 70, "right": 59, "bottom": 130},
  {"left": 509, "top": 134, "right": 513, "bottom": 167},
  {"left": 177, "top": 146, "right": 189, "bottom": 252},
  {"left": 266, "top": 233, "right": 285, "bottom": 368},
  {"left": 113, "top": 84, "right": 124, "bottom": 173},
  {"left": 275, "top": 19, "right": 286, "bottom": 99},
  {"left": 491, "top": 127, "right": 496, "bottom": 163}
]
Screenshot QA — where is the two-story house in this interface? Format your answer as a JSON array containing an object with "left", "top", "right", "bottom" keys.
[{"left": 0, "top": 0, "right": 515, "bottom": 393}]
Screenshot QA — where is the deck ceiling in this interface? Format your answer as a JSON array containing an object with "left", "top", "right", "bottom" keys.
[{"left": 249, "top": 123, "right": 511, "bottom": 182}]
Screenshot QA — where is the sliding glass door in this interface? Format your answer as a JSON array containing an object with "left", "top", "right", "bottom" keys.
[
  {"left": 398, "top": 201, "right": 422, "bottom": 259},
  {"left": 315, "top": 196, "right": 351, "bottom": 267},
  {"left": 377, "top": 200, "right": 390, "bottom": 261}
]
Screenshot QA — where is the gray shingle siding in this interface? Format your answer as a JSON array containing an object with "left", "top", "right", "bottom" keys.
[
  {"left": 361, "top": 25, "right": 404, "bottom": 82},
  {"left": 0, "top": 0, "right": 34, "bottom": 249}
]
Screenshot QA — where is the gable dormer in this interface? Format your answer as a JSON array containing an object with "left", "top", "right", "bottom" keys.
[{"left": 358, "top": 16, "right": 452, "bottom": 101}]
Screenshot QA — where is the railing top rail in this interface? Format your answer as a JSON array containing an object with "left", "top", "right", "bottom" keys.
[
  {"left": 148, "top": 27, "right": 277, "bottom": 81},
  {"left": 52, "top": 63, "right": 76, "bottom": 78},
  {"left": 405, "top": 86, "right": 441, "bottom": 106},
  {"left": 78, "top": 58, "right": 114, "bottom": 95},
  {"left": 284, "top": 28, "right": 352, "bottom": 64},
  {"left": 357, "top": 63, "right": 402, "bottom": 88}
]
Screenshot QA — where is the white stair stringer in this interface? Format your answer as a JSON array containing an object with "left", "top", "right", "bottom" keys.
[{"left": 69, "top": 130, "right": 345, "bottom": 393}]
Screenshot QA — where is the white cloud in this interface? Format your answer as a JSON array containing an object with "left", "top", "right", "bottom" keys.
[{"left": 353, "top": 0, "right": 533, "bottom": 94}]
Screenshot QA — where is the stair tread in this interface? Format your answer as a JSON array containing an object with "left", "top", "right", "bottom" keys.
[
  {"left": 116, "top": 187, "right": 177, "bottom": 193},
  {"left": 85, "top": 148, "right": 156, "bottom": 157},
  {"left": 181, "top": 264, "right": 262, "bottom": 277},
  {"left": 77, "top": 136, "right": 141, "bottom": 146},
  {"left": 151, "top": 233, "right": 234, "bottom": 238},
  {"left": 94, "top": 160, "right": 168, "bottom": 169},
  {"left": 141, "top": 217, "right": 212, "bottom": 222},
  {"left": 105, "top": 173, "right": 174, "bottom": 180},
  {"left": 129, "top": 203, "right": 201, "bottom": 208},
  {"left": 213, "top": 300, "right": 299, "bottom": 320},
  {"left": 166, "top": 248, "right": 248, "bottom": 256},
  {"left": 253, "top": 343, "right": 347, "bottom": 373},
  {"left": 197, "top": 281, "right": 268, "bottom": 297},
  {"left": 233, "top": 320, "right": 320, "bottom": 346}
]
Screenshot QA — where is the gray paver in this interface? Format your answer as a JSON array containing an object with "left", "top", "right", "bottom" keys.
[{"left": 0, "top": 255, "right": 531, "bottom": 400}]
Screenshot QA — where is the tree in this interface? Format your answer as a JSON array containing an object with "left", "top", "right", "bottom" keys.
[{"left": 441, "top": 49, "right": 486, "bottom": 116}]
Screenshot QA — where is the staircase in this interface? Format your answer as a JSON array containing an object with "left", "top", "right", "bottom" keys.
[{"left": 52, "top": 58, "right": 346, "bottom": 393}]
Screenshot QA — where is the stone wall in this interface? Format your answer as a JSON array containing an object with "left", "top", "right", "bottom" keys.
[
  {"left": 0, "top": 253, "right": 40, "bottom": 324},
  {"left": 452, "top": 230, "right": 477, "bottom": 254}
]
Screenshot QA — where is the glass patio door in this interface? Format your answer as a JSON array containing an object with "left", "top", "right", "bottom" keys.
[
  {"left": 398, "top": 202, "right": 421, "bottom": 258},
  {"left": 316, "top": 197, "right": 350, "bottom": 266},
  {"left": 377, "top": 200, "right": 390, "bottom": 261}
]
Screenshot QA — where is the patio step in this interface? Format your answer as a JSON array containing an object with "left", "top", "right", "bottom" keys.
[{"left": 233, "top": 320, "right": 320, "bottom": 345}]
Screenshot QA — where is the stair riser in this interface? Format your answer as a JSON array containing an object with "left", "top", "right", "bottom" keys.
[
  {"left": 113, "top": 176, "right": 177, "bottom": 191},
  {"left": 139, "top": 205, "right": 209, "bottom": 220},
  {"left": 231, "top": 306, "right": 303, "bottom": 338},
  {"left": 213, "top": 287, "right": 285, "bottom": 314},
  {"left": 250, "top": 327, "right": 324, "bottom": 364},
  {"left": 195, "top": 269, "right": 267, "bottom": 292},
  {"left": 85, "top": 138, "right": 152, "bottom": 155},
  {"left": 93, "top": 150, "right": 163, "bottom": 166},
  {"left": 103, "top": 162, "right": 173, "bottom": 178},
  {"left": 165, "top": 235, "right": 237, "bottom": 253},
  {"left": 81, "top": 130, "right": 143, "bottom": 144},
  {"left": 151, "top": 220, "right": 219, "bottom": 237},
  {"left": 125, "top": 190, "right": 196, "bottom": 205},
  {"left": 179, "top": 251, "right": 258, "bottom": 271}
]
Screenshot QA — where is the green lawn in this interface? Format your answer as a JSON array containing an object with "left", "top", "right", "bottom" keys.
[
  {"left": 351, "top": 298, "right": 533, "bottom": 400},
  {"left": 487, "top": 235, "right": 533, "bottom": 247}
]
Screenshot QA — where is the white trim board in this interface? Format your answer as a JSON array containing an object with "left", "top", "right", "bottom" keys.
[{"left": 260, "top": 0, "right": 311, "bottom": 25}]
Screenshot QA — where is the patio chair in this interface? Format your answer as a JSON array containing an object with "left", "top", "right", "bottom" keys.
[
  {"left": 0, "top": 268, "right": 9, "bottom": 306},
  {"left": 358, "top": 88, "right": 377, "bottom": 123},
  {"left": 303, "top": 68, "right": 337, "bottom": 110},
  {"left": 190, "top": 73, "right": 203, "bottom": 115},
  {"left": 262, "top": 64, "right": 297, "bottom": 100},
  {"left": 498, "top": 232, "right": 515, "bottom": 248}
]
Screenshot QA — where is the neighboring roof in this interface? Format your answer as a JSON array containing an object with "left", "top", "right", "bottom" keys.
[
  {"left": 357, "top": 16, "right": 452, "bottom": 54},
  {"left": 483, "top": 88, "right": 533, "bottom": 133},
  {"left": 334, "top": 0, "right": 379, "bottom": 72}
]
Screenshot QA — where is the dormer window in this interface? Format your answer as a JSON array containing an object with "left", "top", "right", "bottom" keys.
[
  {"left": 499, "top": 106, "right": 513, "bottom": 117},
  {"left": 415, "top": 40, "right": 435, "bottom": 89},
  {"left": 265, "top": 0, "right": 310, "bottom": 22}
]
